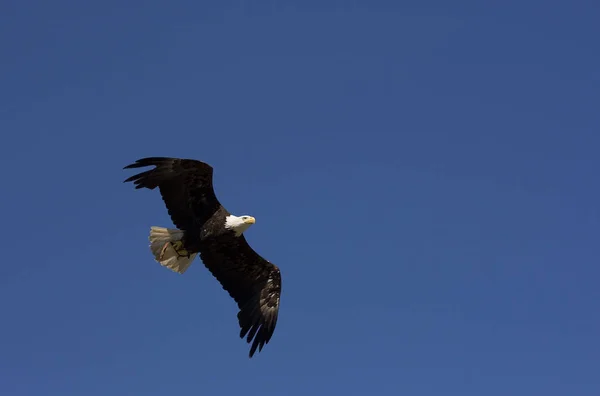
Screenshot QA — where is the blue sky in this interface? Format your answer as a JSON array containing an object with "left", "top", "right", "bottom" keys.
[{"left": 1, "top": 1, "right": 599, "bottom": 394}]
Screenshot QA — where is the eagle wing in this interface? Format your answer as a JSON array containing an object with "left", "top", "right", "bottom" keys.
[
  {"left": 198, "top": 235, "right": 282, "bottom": 358},
  {"left": 123, "top": 157, "right": 221, "bottom": 232}
]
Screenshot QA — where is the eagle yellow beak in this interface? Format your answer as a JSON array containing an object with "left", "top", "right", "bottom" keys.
[{"left": 244, "top": 216, "right": 256, "bottom": 224}]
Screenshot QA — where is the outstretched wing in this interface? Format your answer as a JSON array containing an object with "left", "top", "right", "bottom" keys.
[
  {"left": 199, "top": 235, "right": 282, "bottom": 358},
  {"left": 123, "top": 157, "right": 222, "bottom": 232}
]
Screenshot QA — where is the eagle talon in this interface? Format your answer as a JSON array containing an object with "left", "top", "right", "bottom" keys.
[
  {"left": 158, "top": 241, "right": 190, "bottom": 259},
  {"left": 171, "top": 240, "right": 190, "bottom": 258}
]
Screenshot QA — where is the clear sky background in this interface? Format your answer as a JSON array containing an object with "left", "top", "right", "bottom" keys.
[{"left": 1, "top": 1, "right": 599, "bottom": 395}]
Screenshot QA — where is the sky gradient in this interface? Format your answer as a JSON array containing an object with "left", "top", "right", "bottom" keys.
[{"left": 1, "top": 1, "right": 599, "bottom": 395}]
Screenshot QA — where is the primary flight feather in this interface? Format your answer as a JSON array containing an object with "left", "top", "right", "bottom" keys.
[{"left": 123, "top": 157, "right": 281, "bottom": 358}]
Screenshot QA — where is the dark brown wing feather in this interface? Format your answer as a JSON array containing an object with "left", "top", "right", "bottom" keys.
[
  {"left": 123, "top": 157, "right": 222, "bottom": 232},
  {"left": 199, "top": 235, "right": 282, "bottom": 358}
]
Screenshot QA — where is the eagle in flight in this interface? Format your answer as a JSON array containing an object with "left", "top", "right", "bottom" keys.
[{"left": 123, "top": 157, "right": 281, "bottom": 358}]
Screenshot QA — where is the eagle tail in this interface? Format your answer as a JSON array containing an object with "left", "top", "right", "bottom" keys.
[{"left": 148, "top": 226, "right": 197, "bottom": 274}]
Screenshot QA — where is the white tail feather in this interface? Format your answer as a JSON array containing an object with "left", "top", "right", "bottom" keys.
[{"left": 149, "top": 226, "right": 197, "bottom": 274}]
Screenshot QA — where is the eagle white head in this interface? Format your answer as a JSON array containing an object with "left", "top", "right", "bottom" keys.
[{"left": 225, "top": 215, "right": 256, "bottom": 236}]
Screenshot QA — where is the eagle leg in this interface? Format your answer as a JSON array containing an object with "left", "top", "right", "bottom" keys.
[{"left": 160, "top": 241, "right": 190, "bottom": 259}]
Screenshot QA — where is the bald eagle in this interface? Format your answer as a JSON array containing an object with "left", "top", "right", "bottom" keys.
[{"left": 123, "top": 157, "right": 281, "bottom": 358}]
